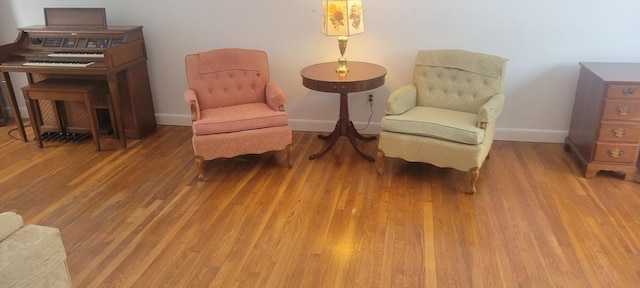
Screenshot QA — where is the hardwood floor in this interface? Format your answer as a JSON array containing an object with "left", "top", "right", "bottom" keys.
[{"left": 1, "top": 123, "right": 638, "bottom": 287}]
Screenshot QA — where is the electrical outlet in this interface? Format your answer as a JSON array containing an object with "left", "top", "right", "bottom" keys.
[{"left": 368, "top": 93, "right": 374, "bottom": 105}]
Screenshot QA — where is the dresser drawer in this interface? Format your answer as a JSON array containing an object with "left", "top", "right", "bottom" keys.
[
  {"left": 593, "top": 142, "right": 640, "bottom": 163},
  {"left": 598, "top": 123, "right": 640, "bottom": 143},
  {"left": 607, "top": 84, "right": 640, "bottom": 99},
  {"left": 602, "top": 100, "right": 640, "bottom": 121}
]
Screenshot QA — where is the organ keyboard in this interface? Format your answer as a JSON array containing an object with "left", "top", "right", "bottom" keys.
[
  {"left": 22, "top": 61, "right": 96, "bottom": 67},
  {"left": 0, "top": 8, "right": 156, "bottom": 146},
  {"left": 47, "top": 52, "right": 104, "bottom": 58}
]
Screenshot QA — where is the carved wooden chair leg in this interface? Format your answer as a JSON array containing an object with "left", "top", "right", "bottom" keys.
[
  {"left": 285, "top": 144, "right": 293, "bottom": 168},
  {"left": 196, "top": 156, "right": 206, "bottom": 181},
  {"left": 376, "top": 149, "right": 385, "bottom": 175},
  {"left": 468, "top": 167, "right": 480, "bottom": 195}
]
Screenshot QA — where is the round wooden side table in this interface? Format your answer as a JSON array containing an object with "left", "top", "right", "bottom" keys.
[{"left": 301, "top": 61, "right": 386, "bottom": 161}]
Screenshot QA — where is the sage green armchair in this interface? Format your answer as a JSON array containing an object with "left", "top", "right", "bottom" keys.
[{"left": 376, "top": 49, "right": 507, "bottom": 194}]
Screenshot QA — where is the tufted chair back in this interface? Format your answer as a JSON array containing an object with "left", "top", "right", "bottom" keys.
[
  {"left": 185, "top": 48, "right": 270, "bottom": 110},
  {"left": 413, "top": 50, "right": 506, "bottom": 114}
]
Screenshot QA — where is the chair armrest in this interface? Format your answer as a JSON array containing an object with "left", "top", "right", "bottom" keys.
[
  {"left": 0, "top": 224, "right": 70, "bottom": 288},
  {"left": 183, "top": 89, "right": 200, "bottom": 121},
  {"left": 266, "top": 82, "right": 287, "bottom": 111},
  {"left": 0, "top": 212, "right": 23, "bottom": 241},
  {"left": 385, "top": 85, "right": 418, "bottom": 115},
  {"left": 478, "top": 93, "right": 505, "bottom": 124}
]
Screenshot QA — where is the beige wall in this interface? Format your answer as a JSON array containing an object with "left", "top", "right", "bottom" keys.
[{"left": 1, "top": 0, "right": 639, "bottom": 142}]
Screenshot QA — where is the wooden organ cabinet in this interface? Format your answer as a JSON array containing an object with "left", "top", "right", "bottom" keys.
[
  {"left": 0, "top": 88, "right": 7, "bottom": 126},
  {"left": 0, "top": 8, "right": 156, "bottom": 148},
  {"left": 564, "top": 62, "right": 640, "bottom": 181}
]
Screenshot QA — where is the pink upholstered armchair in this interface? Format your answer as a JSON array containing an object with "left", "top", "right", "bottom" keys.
[{"left": 184, "top": 48, "right": 293, "bottom": 181}]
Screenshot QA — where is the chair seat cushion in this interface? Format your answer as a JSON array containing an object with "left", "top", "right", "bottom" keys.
[
  {"left": 381, "top": 106, "right": 484, "bottom": 144},
  {"left": 193, "top": 103, "right": 289, "bottom": 136}
]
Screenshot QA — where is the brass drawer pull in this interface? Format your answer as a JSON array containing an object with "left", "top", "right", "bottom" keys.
[
  {"left": 616, "top": 105, "right": 632, "bottom": 116},
  {"left": 607, "top": 148, "right": 623, "bottom": 158},
  {"left": 611, "top": 128, "right": 629, "bottom": 137},
  {"left": 622, "top": 87, "right": 636, "bottom": 96}
]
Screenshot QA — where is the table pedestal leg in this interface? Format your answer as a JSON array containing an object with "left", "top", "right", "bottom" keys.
[
  {"left": 345, "top": 120, "right": 376, "bottom": 161},
  {"left": 309, "top": 91, "right": 376, "bottom": 162}
]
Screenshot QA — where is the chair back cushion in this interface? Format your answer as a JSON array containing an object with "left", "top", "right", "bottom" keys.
[
  {"left": 413, "top": 50, "right": 507, "bottom": 113},
  {"left": 185, "top": 48, "right": 270, "bottom": 109}
]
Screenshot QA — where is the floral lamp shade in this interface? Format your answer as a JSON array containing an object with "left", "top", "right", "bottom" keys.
[{"left": 322, "top": 0, "right": 364, "bottom": 36}]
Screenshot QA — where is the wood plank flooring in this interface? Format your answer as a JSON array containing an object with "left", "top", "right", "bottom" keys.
[{"left": 1, "top": 123, "right": 638, "bottom": 287}]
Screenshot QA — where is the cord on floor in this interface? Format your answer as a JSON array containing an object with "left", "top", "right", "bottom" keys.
[{"left": 7, "top": 122, "right": 33, "bottom": 141}]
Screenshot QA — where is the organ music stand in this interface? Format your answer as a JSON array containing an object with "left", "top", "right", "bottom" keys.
[{"left": 44, "top": 8, "right": 107, "bottom": 29}]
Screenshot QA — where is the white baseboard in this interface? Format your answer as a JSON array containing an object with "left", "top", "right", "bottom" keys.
[
  {"left": 493, "top": 127, "right": 567, "bottom": 143},
  {"left": 155, "top": 113, "right": 192, "bottom": 126},
  {"left": 290, "top": 119, "right": 568, "bottom": 143},
  {"left": 10, "top": 111, "right": 568, "bottom": 144},
  {"left": 155, "top": 115, "right": 383, "bottom": 135},
  {"left": 289, "top": 119, "right": 381, "bottom": 135}
]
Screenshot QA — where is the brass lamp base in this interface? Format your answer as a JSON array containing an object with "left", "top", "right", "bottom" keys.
[
  {"left": 337, "top": 57, "right": 348, "bottom": 74},
  {"left": 336, "top": 35, "right": 349, "bottom": 73}
]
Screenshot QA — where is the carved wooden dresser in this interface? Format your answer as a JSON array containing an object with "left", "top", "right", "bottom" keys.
[{"left": 565, "top": 62, "right": 640, "bottom": 181}]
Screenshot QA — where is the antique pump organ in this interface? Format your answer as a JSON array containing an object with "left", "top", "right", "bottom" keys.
[{"left": 0, "top": 8, "right": 156, "bottom": 148}]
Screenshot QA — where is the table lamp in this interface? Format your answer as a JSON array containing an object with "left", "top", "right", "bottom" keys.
[{"left": 322, "top": 0, "right": 364, "bottom": 74}]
